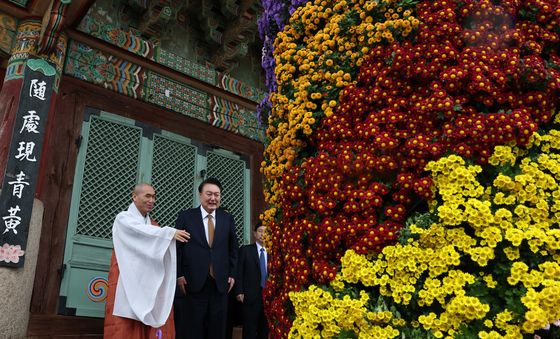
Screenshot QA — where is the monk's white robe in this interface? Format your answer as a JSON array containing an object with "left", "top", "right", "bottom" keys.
[{"left": 112, "top": 202, "right": 176, "bottom": 328}]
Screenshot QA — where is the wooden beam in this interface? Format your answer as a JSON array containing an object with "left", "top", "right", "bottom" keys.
[
  {"left": 66, "top": 29, "right": 258, "bottom": 111},
  {"left": 64, "top": 0, "right": 97, "bottom": 28},
  {"left": 27, "top": 314, "right": 103, "bottom": 337},
  {"left": 28, "top": 0, "right": 52, "bottom": 17},
  {"left": 0, "top": 1, "right": 32, "bottom": 19}
]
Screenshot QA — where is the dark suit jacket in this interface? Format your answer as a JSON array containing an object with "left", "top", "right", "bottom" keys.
[
  {"left": 176, "top": 206, "right": 238, "bottom": 294},
  {"left": 235, "top": 243, "right": 267, "bottom": 304}
]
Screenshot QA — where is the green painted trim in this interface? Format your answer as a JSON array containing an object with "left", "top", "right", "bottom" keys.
[
  {"left": 27, "top": 59, "right": 56, "bottom": 76},
  {"left": 243, "top": 167, "right": 251, "bottom": 244},
  {"left": 72, "top": 235, "right": 113, "bottom": 249},
  {"left": 99, "top": 110, "right": 136, "bottom": 125},
  {"left": 61, "top": 0, "right": 72, "bottom": 4},
  {"left": 59, "top": 118, "right": 91, "bottom": 299},
  {"left": 67, "top": 259, "right": 110, "bottom": 271},
  {"left": 138, "top": 136, "right": 153, "bottom": 184},
  {"left": 159, "top": 129, "right": 193, "bottom": 144},
  {"left": 194, "top": 153, "right": 207, "bottom": 207}
]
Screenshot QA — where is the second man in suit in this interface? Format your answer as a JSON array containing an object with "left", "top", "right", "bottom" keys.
[
  {"left": 235, "top": 222, "right": 269, "bottom": 339},
  {"left": 175, "top": 177, "right": 238, "bottom": 339}
]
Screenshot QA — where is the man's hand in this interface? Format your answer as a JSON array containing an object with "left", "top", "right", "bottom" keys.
[
  {"left": 228, "top": 277, "right": 235, "bottom": 293},
  {"left": 177, "top": 276, "right": 187, "bottom": 295},
  {"left": 174, "top": 229, "right": 190, "bottom": 242},
  {"left": 236, "top": 293, "right": 244, "bottom": 303}
]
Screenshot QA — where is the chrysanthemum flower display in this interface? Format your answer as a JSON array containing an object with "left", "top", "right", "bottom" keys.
[
  {"left": 258, "top": 0, "right": 560, "bottom": 337},
  {"left": 290, "top": 120, "right": 560, "bottom": 338},
  {"left": 262, "top": 0, "right": 421, "bottom": 334}
]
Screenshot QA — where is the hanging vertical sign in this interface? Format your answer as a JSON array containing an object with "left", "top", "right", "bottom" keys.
[{"left": 0, "top": 59, "right": 55, "bottom": 268}]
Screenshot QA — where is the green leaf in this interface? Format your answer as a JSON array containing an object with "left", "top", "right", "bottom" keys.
[{"left": 335, "top": 329, "right": 358, "bottom": 338}]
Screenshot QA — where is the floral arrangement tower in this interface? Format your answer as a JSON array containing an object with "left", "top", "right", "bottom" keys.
[{"left": 258, "top": 0, "right": 560, "bottom": 337}]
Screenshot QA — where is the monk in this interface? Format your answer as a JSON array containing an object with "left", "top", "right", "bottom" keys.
[{"left": 104, "top": 183, "right": 190, "bottom": 339}]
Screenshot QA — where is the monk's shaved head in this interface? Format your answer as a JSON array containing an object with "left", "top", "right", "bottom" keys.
[
  {"left": 132, "top": 183, "right": 156, "bottom": 216},
  {"left": 133, "top": 183, "right": 153, "bottom": 195}
]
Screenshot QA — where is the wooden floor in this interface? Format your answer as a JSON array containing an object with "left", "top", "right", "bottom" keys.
[
  {"left": 28, "top": 327, "right": 242, "bottom": 338},
  {"left": 27, "top": 314, "right": 243, "bottom": 338}
]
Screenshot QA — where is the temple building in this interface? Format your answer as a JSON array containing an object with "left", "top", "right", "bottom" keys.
[{"left": 0, "top": 0, "right": 265, "bottom": 337}]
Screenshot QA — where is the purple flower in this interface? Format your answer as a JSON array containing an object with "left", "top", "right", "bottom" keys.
[
  {"left": 256, "top": 94, "right": 272, "bottom": 128},
  {"left": 289, "top": 0, "right": 309, "bottom": 15},
  {"left": 258, "top": 0, "right": 311, "bottom": 93}
]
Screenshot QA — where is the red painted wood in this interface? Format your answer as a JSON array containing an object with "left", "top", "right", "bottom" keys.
[
  {"left": 0, "top": 76, "right": 24, "bottom": 184},
  {"left": 27, "top": 314, "right": 104, "bottom": 337}
]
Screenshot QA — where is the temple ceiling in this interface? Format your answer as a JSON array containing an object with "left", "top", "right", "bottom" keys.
[
  {"left": 94, "top": 0, "right": 263, "bottom": 74},
  {"left": 0, "top": 0, "right": 265, "bottom": 89}
]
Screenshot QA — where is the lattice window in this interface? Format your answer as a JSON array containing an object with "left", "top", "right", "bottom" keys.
[
  {"left": 206, "top": 151, "right": 246, "bottom": 245},
  {"left": 75, "top": 117, "right": 142, "bottom": 238},
  {"left": 150, "top": 135, "right": 197, "bottom": 227}
]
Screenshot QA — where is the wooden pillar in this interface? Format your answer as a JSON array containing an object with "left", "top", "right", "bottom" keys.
[
  {"left": 0, "top": 1, "right": 69, "bottom": 335},
  {"left": 0, "top": 15, "right": 68, "bottom": 185}
]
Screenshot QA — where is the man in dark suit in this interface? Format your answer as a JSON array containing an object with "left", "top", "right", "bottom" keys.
[
  {"left": 174, "top": 177, "right": 238, "bottom": 339},
  {"left": 235, "top": 222, "right": 269, "bottom": 339}
]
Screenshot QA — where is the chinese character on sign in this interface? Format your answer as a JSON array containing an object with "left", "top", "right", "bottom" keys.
[
  {"left": 15, "top": 142, "right": 37, "bottom": 162},
  {"left": 29, "top": 79, "right": 47, "bottom": 101},
  {"left": 20, "top": 110, "right": 40, "bottom": 134},
  {"left": 7, "top": 171, "right": 30, "bottom": 199},
  {"left": 2, "top": 205, "right": 21, "bottom": 234}
]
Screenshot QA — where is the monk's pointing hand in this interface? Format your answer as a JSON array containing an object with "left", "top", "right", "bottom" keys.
[{"left": 174, "top": 229, "right": 190, "bottom": 242}]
